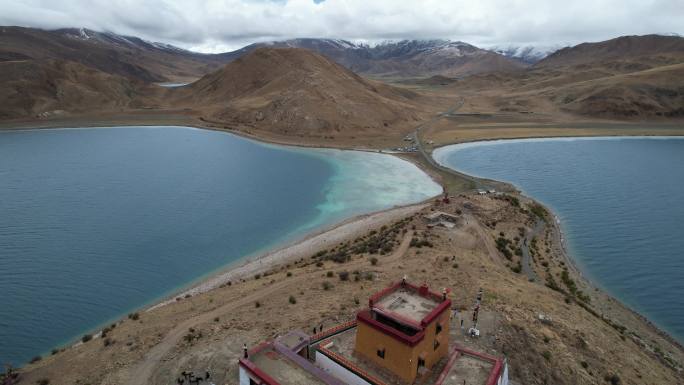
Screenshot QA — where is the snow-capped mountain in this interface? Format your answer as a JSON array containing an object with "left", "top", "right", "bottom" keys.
[
  {"left": 219, "top": 39, "right": 525, "bottom": 77},
  {"left": 488, "top": 45, "right": 565, "bottom": 64}
]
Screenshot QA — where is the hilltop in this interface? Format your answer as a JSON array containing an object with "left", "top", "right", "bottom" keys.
[
  {"left": 0, "top": 26, "right": 225, "bottom": 82},
  {"left": 536, "top": 34, "right": 684, "bottom": 68},
  {"left": 171, "top": 47, "right": 432, "bottom": 145},
  {"left": 432, "top": 34, "right": 684, "bottom": 120},
  {"left": 217, "top": 38, "right": 527, "bottom": 78}
]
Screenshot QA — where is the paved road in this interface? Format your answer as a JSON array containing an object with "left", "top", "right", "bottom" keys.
[{"left": 409, "top": 98, "right": 494, "bottom": 191}]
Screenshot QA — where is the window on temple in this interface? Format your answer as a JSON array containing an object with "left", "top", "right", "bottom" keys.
[{"left": 377, "top": 348, "right": 386, "bottom": 359}]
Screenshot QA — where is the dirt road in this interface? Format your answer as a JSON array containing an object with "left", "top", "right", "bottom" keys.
[{"left": 126, "top": 230, "right": 415, "bottom": 385}]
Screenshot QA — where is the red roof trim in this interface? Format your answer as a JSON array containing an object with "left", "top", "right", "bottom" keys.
[
  {"left": 239, "top": 358, "right": 281, "bottom": 385},
  {"left": 318, "top": 346, "right": 390, "bottom": 385},
  {"left": 368, "top": 281, "right": 402, "bottom": 306},
  {"left": 454, "top": 346, "right": 504, "bottom": 385},
  {"left": 368, "top": 281, "right": 451, "bottom": 328},
  {"left": 486, "top": 359, "right": 503, "bottom": 385},
  {"left": 372, "top": 307, "right": 423, "bottom": 330},
  {"left": 434, "top": 348, "right": 461, "bottom": 385},
  {"left": 421, "top": 299, "right": 451, "bottom": 327},
  {"left": 356, "top": 310, "right": 425, "bottom": 346}
]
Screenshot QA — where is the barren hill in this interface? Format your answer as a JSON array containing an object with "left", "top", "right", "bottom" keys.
[
  {"left": 0, "top": 59, "right": 155, "bottom": 120},
  {"left": 0, "top": 27, "right": 225, "bottom": 82},
  {"left": 447, "top": 35, "right": 684, "bottom": 120},
  {"left": 536, "top": 34, "right": 684, "bottom": 68},
  {"left": 173, "top": 47, "right": 430, "bottom": 143}
]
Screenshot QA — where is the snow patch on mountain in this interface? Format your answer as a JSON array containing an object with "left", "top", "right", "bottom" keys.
[{"left": 488, "top": 44, "right": 566, "bottom": 64}]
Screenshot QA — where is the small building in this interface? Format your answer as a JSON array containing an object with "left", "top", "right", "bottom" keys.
[
  {"left": 354, "top": 281, "right": 451, "bottom": 383},
  {"left": 239, "top": 280, "right": 509, "bottom": 385},
  {"left": 424, "top": 211, "right": 460, "bottom": 229}
]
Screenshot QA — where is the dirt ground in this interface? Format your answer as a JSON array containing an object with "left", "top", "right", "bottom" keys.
[{"left": 16, "top": 192, "right": 684, "bottom": 385}]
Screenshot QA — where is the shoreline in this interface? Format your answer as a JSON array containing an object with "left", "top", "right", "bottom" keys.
[
  {"left": 0, "top": 123, "right": 444, "bottom": 366},
  {"left": 5, "top": 120, "right": 683, "bottom": 368},
  {"left": 147, "top": 202, "right": 430, "bottom": 311},
  {"left": 431, "top": 136, "right": 684, "bottom": 351}
]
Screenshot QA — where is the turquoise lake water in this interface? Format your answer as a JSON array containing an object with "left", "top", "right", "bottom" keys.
[
  {"left": 0, "top": 126, "right": 441, "bottom": 365},
  {"left": 434, "top": 137, "right": 684, "bottom": 343}
]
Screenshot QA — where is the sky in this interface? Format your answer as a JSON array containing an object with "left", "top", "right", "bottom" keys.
[{"left": 0, "top": 0, "right": 682, "bottom": 53}]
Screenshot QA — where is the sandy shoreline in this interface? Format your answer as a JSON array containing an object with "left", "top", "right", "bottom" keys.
[{"left": 148, "top": 202, "right": 429, "bottom": 310}]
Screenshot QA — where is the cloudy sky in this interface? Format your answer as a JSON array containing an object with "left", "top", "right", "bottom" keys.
[{"left": 1, "top": 0, "right": 682, "bottom": 52}]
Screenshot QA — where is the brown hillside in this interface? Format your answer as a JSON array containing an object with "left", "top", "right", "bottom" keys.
[
  {"left": 0, "top": 59, "right": 154, "bottom": 119},
  {"left": 0, "top": 27, "right": 225, "bottom": 82},
  {"left": 536, "top": 34, "right": 684, "bottom": 68},
  {"left": 549, "top": 63, "right": 684, "bottom": 118},
  {"left": 442, "top": 36, "right": 684, "bottom": 120},
  {"left": 173, "top": 47, "right": 429, "bottom": 142}
]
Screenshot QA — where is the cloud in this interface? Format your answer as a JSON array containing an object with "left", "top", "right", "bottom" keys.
[{"left": 0, "top": 0, "right": 682, "bottom": 52}]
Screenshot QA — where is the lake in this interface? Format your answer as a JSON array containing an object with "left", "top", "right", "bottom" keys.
[
  {"left": 434, "top": 136, "right": 684, "bottom": 343},
  {"left": 0, "top": 126, "right": 441, "bottom": 365}
]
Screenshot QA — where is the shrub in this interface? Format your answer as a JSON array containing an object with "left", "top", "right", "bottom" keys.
[
  {"left": 255, "top": 301, "right": 261, "bottom": 308},
  {"left": 316, "top": 261, "right": 324, "bottom": 267},
  {"left": 36, "top": 379, "right": 50, "bottom": 385},
  {"left": 530, "top": 203, "right": 548, "bottom": 220},
  {"left": 605, "top": 374, "right": 621, "bottom": 385},
  {"left": 29, "top": 355, "right": 42, "bottom": 364},
  {"left": 81, "top": 334, "right": 92, "bottom": 343},
  {"left": 103, "top": 337, "right": 114, "bottom": 347},
  {"left": 542, "top": 351, "right": 551, "bottom": 361},
  {"left": 496, "top": 237, "right": 513, "bottom": 259},
  {"left": 322, "top": 282, "right": 333, "bottom": 291},
  {"left": 286, "top": 271, "right": 292, "bottom": 277},
  {"left": 580, "top": 361, "right": 588, "bottom": 369},
  {"left": 354, "top": 297, "right": 360, "bottom": 305},
  {"left": 452, "top": 263, "right": 459, "bottom": 269},
  {"left": 289, "top": 295, "right": 297, "bottom": 304},
  {"left": 338, "top": 271, "right": 350, "bottom": 281},
  {"left": 370, "top": 257, "right": 378, "bottom": 266},
  {"left": 128, "top": 312, "right": 140, "bottom": 321},
  {"left": 326, "top": 271, "right": 334, "bottom": 278},
  {"left": 214, "top": 317, "right": 220, "bottom": 322},
  {"left": 254, "top": 273, "right": 261, "bottom": 280},
  {"left": 51, "top": 349, "right": 59, "bottom": 355},
  {"left": 543, "top": 336, "right": 550, "bottom": 343}
]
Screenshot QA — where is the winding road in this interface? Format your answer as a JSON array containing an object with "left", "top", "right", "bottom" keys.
[{"left": 410, "top": 97, "right": 495, "bottom": 191}]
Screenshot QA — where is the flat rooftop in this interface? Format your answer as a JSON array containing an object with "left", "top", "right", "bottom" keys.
[
  {"left": 249, "top": 344, "right": 327, "bottom": 385},
  {"left": 437, "top": 354, "right": 495, "bottom": 385},
  {"left": 373, "top": 287, "right": 441, "bottom": 325},
  {"left": 315, "top": 325, "right": 502, "bottom": 385}
]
